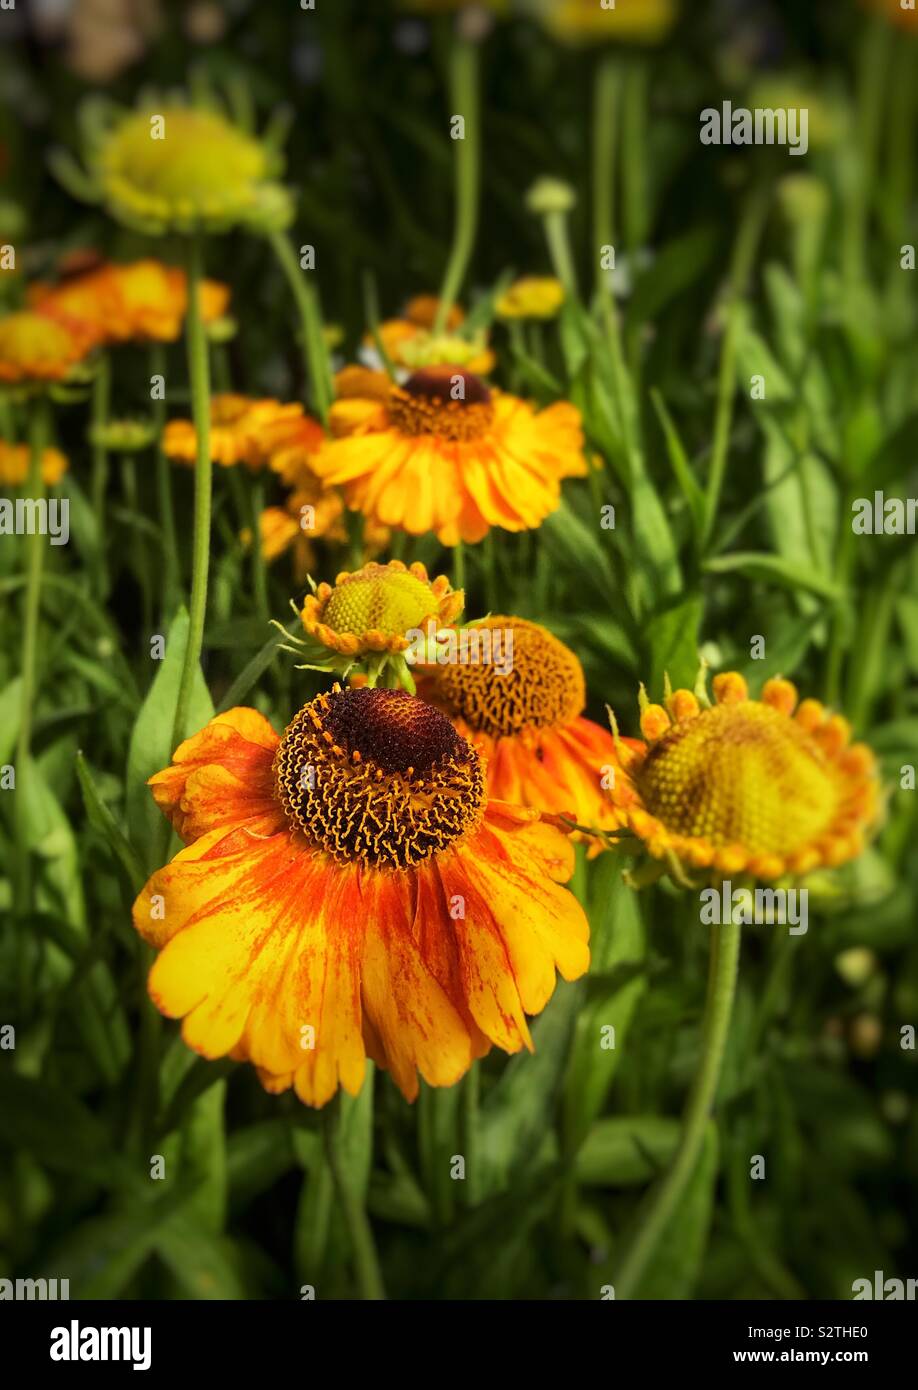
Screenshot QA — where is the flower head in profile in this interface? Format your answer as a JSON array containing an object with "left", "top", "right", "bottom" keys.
[
  {"left": 311, "top": 365, "right": 587, "bottom": 545},
  {"left": 605, "top": 672, "right": 879, "bottom": 884},
  {"left": 0, "top": 440, "right": 69, "bottom": 486},
  {"left": 529, "top": 0, "right": 678, "bottom": 45},
  {"left": 421, "top": 616, "right": 641, "bottom": 853},
  {"left": 132, "top": 689, "right": 589, "bottom": 1106},
  {"left": 30, "top": 258, "right": 231, "bottom": 345},
  {"left": 0, "top": 310, "right": 97, "bottom": 387},
  {"left": 165, "top": 394, "right": 322, "bottom": 473},
  {"left": 496, "top": 276, "right": 565, "bottom": 321},
  {"left": 295, "top": 559, "right": 464, "bottom": 685},
  {"left": 362, "top": 295, "right": 495, "bottom": 376},
  {"left": 56, "top": 99, "right": 292, "bottom": 236}
]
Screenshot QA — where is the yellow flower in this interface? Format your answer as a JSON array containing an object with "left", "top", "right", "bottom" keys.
[
  {"left": 0, "top": 439, "right": 69, "bottom": 486},
  {"left": 301, "top": 560, "right": 464, "bottom": 659},
  {"left": 394, "top": 329, "right": 496, "bottom": 377},
  {"left": 533, "top": 0, "right": 678, "bottom": 44},
  {"left": 249, "top": 480, "right": 349, "bottom": 582},
  {"left": 133, "top": 691, "right": 589, "bottom": 1105},
  {"left": 311, "top": 364, "right": 588, "bottom": 545},
  {"left": 165, "top": 394, "right": 322, "bottom": 472},
  {"left": 30, "top": 258, "right": 231, "bottom": 345},
  {"left": 78, "top": 103, "right": 291, "bottom": 235},
  {"left": 496, "top": 276, "right": 565, "bottom": 320},
  {"left": 421, "top": 616, "right": 643, "bottom": 852},
  {"left": 606, "top": 672, "right": 879, "bottom": 882},
  {"left": 0, "top": 310, "right": 96, "bottom": 385}
]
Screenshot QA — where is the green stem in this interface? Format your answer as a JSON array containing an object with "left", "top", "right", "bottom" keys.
[
  {"left": 452, "top": 539, "right": 466, "bottom": 594},
  {"left": 89, "top": 354, "right": 111, "bottom": 595},
  {"left": 700, "top": 184, "right": 769, "bottom": 551},
  {"left": 321, "top": 1096, "right": 386, "bottom": 1300},
  {"left": 151, "top": 344, "right": 181, "bottom": 618},
  {"left": 621, "top": 60, "right": 648, "bottom": 260},
  {"left": 592, "top": 54, "right": 620, "bottom": 296},
  {"left": 249, "top": 473, "right": 269, "bottom": 621},
  {"left": 842, "top": 17, "right": 891, "bottom": 294},
  {"left": 268, "top": 230, "right": 332, "bottom": 424},
  {"left": 433, "top": 38, "right": 481, "bottom": 334},
  {"left": 615, "top": 915, "right": 741, "bottom": 1299},
  {"left": 543, "top": 210, "right": 579, "bottom": 301},
  {"left": 14, "top": 396, "right": 50, "bottom": 915},
  {"left": 168, "top": 238, "right": 213, "bottom": 757}
]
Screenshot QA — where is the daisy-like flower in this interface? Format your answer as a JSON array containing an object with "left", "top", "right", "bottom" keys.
[
  {"left": 530, "top": 0, "right": 678, "bottom": 45},
  {"left": 421, "top": 616, "right": 640, "bottom": 851},
  {"left": 165, "top": 394, "right": 322, "bottom": 473},
  {"left": 0, "top": 440, "right": 69, "bottom": 486},
  {"left": 311, "top": 364, "right": 588, "bottom": 545},
  {"left": 299, "top": 559, "right": 464, "bottom": 685},
  {"left": 60, "top": 101, "right": 292, "bottom": 236},
  {"left": 606, "top": 672, "right": 879, "bottom": 882},
  {"left": 132, "top": 688, "right": 589, "bottom": 1106},
  {"left": 30, "top": 258, "right": 230, "bottom": 345},
  {"left": 0, "top": 310, "right": 97, "bottom": 386},
  {"left": 248, "top": 481, "right": 348, "bottom": 583},
  {"left": 496, "top": 276, "right": 565, "bottom": 320}
]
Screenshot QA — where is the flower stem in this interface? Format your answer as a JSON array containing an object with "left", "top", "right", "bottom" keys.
[
  {"left": 321, "top": 1095, "right": 386, "bottom": 1300},
  {"left": 592, "top": 54, "right": 620, "bottom": 296},
  {"left": 14, "top": 396, "right": 50, "bottom": 915},
  {"left": 700, "top": 183, "right": 768, "bottom": 552},
  {"left": 89, "top": 353, "right": 110, "bottom": 595},
  {"left": 433, "top": 37, "right": 481, "bottom": 335},
  {"left": 614, "top": 915, "right": 741, "bottom": 1299},
  {"left": 151, "top": 343, "right": 182, "bottom": 618},
  {"left": 452, "top": 538, "right": 465, "bottom": 593},
  {"left": 169, "top": 237, "right": 212, "bottom": 756},
  {"left": 268, "top": 230, "right": 332, "bottom": 425}
]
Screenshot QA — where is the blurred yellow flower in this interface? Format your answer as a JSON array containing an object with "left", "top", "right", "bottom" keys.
[
  {"left": 496, "top": 276, "right": 565, "bottom": 320},
  {"left": 165, "top": 395, "right": 322, "bottom": 473},
  {"left": 0, "top": 439, "right": 69, "bottom": 485},
  {"left": 312, "top": 363, "right": 587, "bottom": 546},
  {"left": 0, "top": 310, "right": 96, "bottom": 385},
  {"left": 30, "top": 258, "right": 230, "bottom": 345},
  {"left": 74, "top": 103, "right": 291, "bottom": 236},
  {"left": 533, "top": 0, "right": 677, "bottom": 45}
]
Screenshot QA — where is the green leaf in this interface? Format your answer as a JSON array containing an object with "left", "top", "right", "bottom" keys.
[
  {"left": 576, "top": 1116, "right": 680, "bottom": 1187},
  {"left": 644, "top": 594, "right": 704, "bottom": 695},
  {"left": 650, "top": 389, "right": 705, "bottom": 537},
  {"left": 704, "top": 551, "right": 841, "bottom": 601},
  {"left": 630, "top": 1122, "right": 719, "bottom": 1299},
  {"left": 125, "top": 607, "right": 214, "bottom": 869},
  {"left": 76, "top": 750, "right": 145, "bottom": 892},
  {"left": 480, "top": 980, "right": 581, "bottom": 1195},
  {"left": 564, "top": 858, "right": 647, "bottom": 1144}
]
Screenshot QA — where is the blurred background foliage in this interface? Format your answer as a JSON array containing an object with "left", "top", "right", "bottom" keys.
[{"left": 0, "top": 0, "right": 916, "bottom": 1299}]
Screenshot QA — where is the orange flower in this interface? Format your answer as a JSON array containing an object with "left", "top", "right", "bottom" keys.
[
  {"left": 132, "top": 690, "right": 589, "bottom": 1106},
  {"left": 165, "top": 394, "right": 321, "bottom": 472},
  {"left": 30, "top": 258, "right": 231, "bottom": 345},
  {"left": 0, "top": 439, "right": 69, "bottom": 486},
  {"left": 311, "top": 365, "right": 588, "bottom": 545},
  {"left": 421, "top": 616, "right": 641, "bottom": 851},
  {"left": 0, "top": 310, "right": 95, "bottom": 384},
  {"left": 606, "top": 673, "right": 880, "bottom": 882}
]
